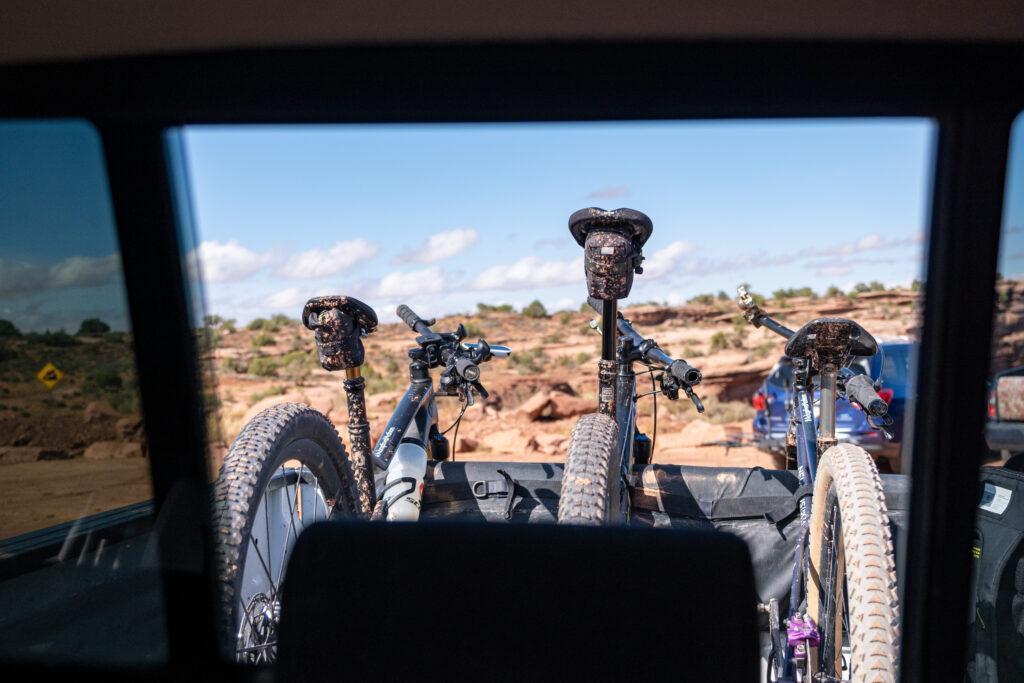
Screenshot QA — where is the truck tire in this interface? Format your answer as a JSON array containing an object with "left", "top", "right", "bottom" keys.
[
  {"left": 808, "top": 443, "right": 900, "bottom": 681},
  {"left": 557, "top": 412, "right": 626, "bottom": 525},
  {"left": 212, "top": 403, "right": 358, "bottom": 662}
]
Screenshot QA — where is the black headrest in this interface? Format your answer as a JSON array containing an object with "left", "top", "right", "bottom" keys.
[{"left": 277, "top": 522, "right": 758, "bottom": 681}]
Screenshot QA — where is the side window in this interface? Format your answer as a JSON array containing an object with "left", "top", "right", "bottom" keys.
[
  {"left": 0, "top": 120, "right": 166, "bottom": 663},
  {"left": 970, "top": 112, "right": 1024, "bottom": 679}
]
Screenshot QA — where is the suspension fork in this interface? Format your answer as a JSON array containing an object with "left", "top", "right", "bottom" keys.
[
  {"left": 598, "top": 299, "right": 618, "bottom": 416},
  {"left": 341, "top": 367, "right": 376, "bottom": 517}
]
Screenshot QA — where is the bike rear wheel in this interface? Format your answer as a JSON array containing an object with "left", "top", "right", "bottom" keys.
[
  {"left": 212, "top": 403, "right": 358, "bottom": 662},
  {"left": 557, "top": 412, "right": 626, "bottom": 525},
  {"left": 807, "top": 443, "right": 900, "bottom": 681}
]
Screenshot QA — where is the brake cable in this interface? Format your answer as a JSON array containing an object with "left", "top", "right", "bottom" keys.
[{"left": 439, "top": 397, "right": 468, "bottom": 461}]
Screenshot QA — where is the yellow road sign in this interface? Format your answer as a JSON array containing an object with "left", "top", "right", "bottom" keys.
[{"left": 36, "top": 362, "right": 64, "bottom": 390}]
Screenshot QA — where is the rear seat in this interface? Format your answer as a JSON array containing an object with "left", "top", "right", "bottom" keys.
[{"left": 277, "top": 522, "right": 759, "bottom": 681}]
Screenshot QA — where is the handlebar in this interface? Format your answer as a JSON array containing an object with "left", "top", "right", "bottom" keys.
[
  {"left": 845, "top": 374, "right": 888, "bottom": 417},
  {"left": 587, "top": 295, "right": 702, "bottom": 386},
  {"left": 396, "top": 304, "right": 434, "bottom": 335}
]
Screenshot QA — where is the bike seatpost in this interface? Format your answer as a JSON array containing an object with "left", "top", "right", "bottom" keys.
[
  {"left": 601, "top": 300, "right": 617, "bottom": 360},
  {"left": 818, "top": 364, "right": 839, "bottom": 452}
]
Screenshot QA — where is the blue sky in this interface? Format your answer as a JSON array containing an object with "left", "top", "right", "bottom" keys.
[
  {"left": 181, "top": 120, "right": 937, "bottom": 323},
  {"left": 5, "top": 116, "right": 1024, "bottom": 332}
]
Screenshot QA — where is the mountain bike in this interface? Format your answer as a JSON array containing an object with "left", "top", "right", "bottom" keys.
[
  {"left": 557, "top": 208, "right": 705, "bottom": 526},
  {"left": 211, "top": 296, "right": 509, "bottom": 662},
  {"left": 737, "top": 285, "right": 899, "bottom": 682}
]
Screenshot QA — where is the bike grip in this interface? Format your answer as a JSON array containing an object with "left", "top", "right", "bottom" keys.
[
  {"left": 396, "top": 304, "right": 423, "bottom": 332},
  {"left": 453, "top": 356, "right": 481, "bottom": 382},
  {"left": 846, "top": 374, "right": 888, "bottom": 417},
  {"left": 670, "top": 359, "right": 703, "bottom": 386}
]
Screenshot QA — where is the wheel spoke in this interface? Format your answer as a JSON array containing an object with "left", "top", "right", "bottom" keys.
[{"left": 247, "top": 533, "right": 277, "bottom": 597}]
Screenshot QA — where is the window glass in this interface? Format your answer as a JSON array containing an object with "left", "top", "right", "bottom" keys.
[
  {"left": 0, "top": 120, "right": 166, "bottom": 663},
  {"left": 971, "top": 112, "right": 1024, "bottom": 679},
  {"left": 176, "top": 121, "right": 931, "bottom": 666}
]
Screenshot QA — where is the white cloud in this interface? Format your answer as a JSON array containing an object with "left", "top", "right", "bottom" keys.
[
  {"left": 190, "top": 240, "right": 270, "bottom": 283},
  {"left": 376, "top": 266, "right": 445, "bottom": 298},
  {"left": 266, "top": 287, "right": 307, "bottom": 311},
  {"left": 402, "top": 229, "right": 478, "bottom": 264},
  {"left": 471, "top": 256, "right": 582, "bottom": 291},
  {"left": 277, "top": 239, "right": 378, "bottom": 279},
  {"left": 0, "top": 253, "right": 122, "bottom": 297},
  {"left": 641, "top": 241, "right": 696, "bottom": 280}
]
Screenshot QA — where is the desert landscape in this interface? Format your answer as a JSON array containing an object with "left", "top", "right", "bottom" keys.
[
  {"left": 205, "top": 286, "right": 925, "bottom": 476},
  {"left": 3, "top": 280, "right": 1024, "bottom": 538}
]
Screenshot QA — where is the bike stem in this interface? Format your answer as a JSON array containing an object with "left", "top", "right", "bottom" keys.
[
  {"left": 341, "top": 367, "right": 376, "bottom": 517},
  {"left": 598, "top": 299, "right": 618, "bottom": 416}
]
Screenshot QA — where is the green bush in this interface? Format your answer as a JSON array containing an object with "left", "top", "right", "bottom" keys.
[
  {"left": 825, "top": 285, "right": 844, "bottom": 297},
  {"left": 558, "top": 311, "right": 573, "bottom": 325},
  {"left": 772, "top": 287, "right": 816, "bottom": 300},
  {"left": 687, "top": 293, "right": 716, "bottom": 305},
  {"left": 575, "top": 351, "right": 592, "bottom": 366},
  {"left": 521, "top": 300, "right": 548, "bottom": 318},
  {"left": 463, "top": 321, "right": 485, "bottom": 338},
  {"left": 509, "top": 347, "right": 548, "bottom": 374},
  {"left": 911, "top": 279, "right": 923, "bottom": 292},
  {"left": 248, "top": 356, "right": 280, "bottom": 377},
  {"left": 477, "top": 303, "right": 514, "bottom": 314},
  {"left": 852, "top": 282, "right": 871, "bottom": 294},
  {"left": 542, "top": 332, "right": 563, "bottom": 344},
  {"left": 26, "top": 330, "right": 79, "bottom": 347},
  {"left": 0, "top": 320, "right": 20, "bottom": 337},
  {"left": 87, "top": 368, "right": 124, "bottom": 391},
  {"left": 247, "top": 318, "right": 280, "bottom": 332},
  {"left": 709, "top": 332, "right": 730, "bottom": 352},
  {"left": 868, "top": 280, "right": 886, "bottom": 292},
  {"left": 270, "top": 313, "right": 296, "bottom": 327},
  {"left": 77, "top": 318, "right": 111, "bottom": 336},
  {"left": 252, "top": 334, "right": 275, "bottom": 347}
]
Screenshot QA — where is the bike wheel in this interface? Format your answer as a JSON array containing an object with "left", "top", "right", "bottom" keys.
[
  {"left": 557, "top": 412, "right": 626, "bottom": 525},
  {"left": 212, "top": 403, "right": 358, "bottom": 663},
  {"left": 807, "top": 443, "right": 899, "bottom": 681}
]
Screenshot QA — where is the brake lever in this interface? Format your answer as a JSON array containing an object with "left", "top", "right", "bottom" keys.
[
  {"left": 684, "top": 385, "right": 705, "bottom": 414},
  {"left": 867, "top": 414, "right": 894, "bottom": 440}
]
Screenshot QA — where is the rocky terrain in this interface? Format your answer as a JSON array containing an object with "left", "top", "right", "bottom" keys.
[
  {"left": 4, "top": 280, "right": 1022, "bottom": 538},
  {"left": 205, "top": 287, "right": 925, "bottom": 474}
]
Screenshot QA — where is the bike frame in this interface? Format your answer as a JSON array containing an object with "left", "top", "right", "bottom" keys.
[
  {"left": 774, "top": 342, "right": 843, "bottom": 679},
  {"left": 370, "top": 374, "right": 439, "bottom": 472}
]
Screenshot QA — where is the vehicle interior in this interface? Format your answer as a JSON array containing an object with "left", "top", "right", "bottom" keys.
[{"left": 3, "top": 2, "right": 1024, "bottom": 681}]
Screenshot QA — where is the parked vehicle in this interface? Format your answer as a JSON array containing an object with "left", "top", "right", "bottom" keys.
[
  {"left": 752, "top": 339, "right": 916, "bottom": 472},
  {"left": 211, "top": 295, "right": 510, "bottom": 661},
  {"left": 987, "top": 364, "right": 1024, "bottom": 456},
  {"left": 737, "top": 286, "right": 900, "bottom": 682},
  {"left": 557, "top": 208, "right": 704, "bottom": 526}
]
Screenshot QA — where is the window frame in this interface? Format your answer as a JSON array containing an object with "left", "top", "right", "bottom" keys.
[{"left": 2, "top": 40, "right": 1023, "bottom": 679}]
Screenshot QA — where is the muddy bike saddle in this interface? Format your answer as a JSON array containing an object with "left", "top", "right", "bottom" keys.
[
  {"left": 784, "top": 317, "right": 878, "bottom": 369},
  {"left": 302, "top": 296, "right": 378, "bottom": 371},
  {"left": 568, "top": 207, "right": 654, "bottom": 248},
  {"left": 570, "top": 207, "right": 653, "bottom": 301}
]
